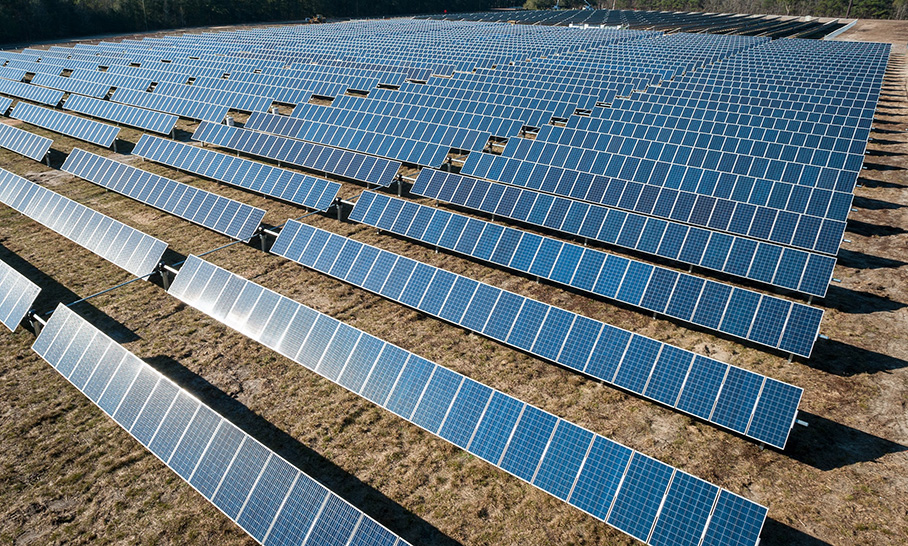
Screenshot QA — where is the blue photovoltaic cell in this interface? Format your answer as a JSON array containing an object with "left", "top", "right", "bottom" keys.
[
  {"left": 62, "top": 148, "right": 266, "bottom": 241},
  {"left": 701, "top": 491, "right": 769, "bottom": 546},
  {"left": 0, "top": 256, "right": 41, "bottom": 331},
  {"left": 607, "top": 455, "right": 674, "bottom": 542},
  {"left": 0, "top": 167, "right": 167, "bottom": 277},
  {"left": 351, "top": 191, "right": 822, "bottom": 358},
  {"left": 0, "top": 122, "right": 53, "bottom": 161},
  {"left": 131, "top": 134, "right": 341, "bottom": 212},
  {"left": 11, "top": 101, "right": 119, "bottom": 148},
  {"left": 30, "top": 304, "right": 408, "bottom": 546},
  {"left": 411, "top": 168, "right": 835, "bottom": 299},
  {"left": 168, "top": 254, "right": 769, "bottom": 546},
  {"left": 649, "top": 471, "right": 719, "bottom": 546},
  {"left": 273, "top": 220, "right": 801, "bottom": 449}
]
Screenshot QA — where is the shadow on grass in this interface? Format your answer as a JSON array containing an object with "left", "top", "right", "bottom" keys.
[
  {"left": 0, "top": 242, "right": 140, "bottom": 343},
  {"left": 761, "top": 518, "right": 833, "bottom": 546},
  {"left": 851, "top": 195, "right": 905, "bottom": 210},
  {"left": 822, "top": 284, "right": 906, "bottom": 314},
  {"left": 856, "top": 175, "right": 907, "bottom": 189},
  {"left": 143, "top": 354, "right": 460, "bottom": 546},
  {"left": 845, "top": 219, "right": 907, "bottom": 237},
  {"left": 807, "top": 338, "right": 908, "bottom": 376},
  {"left": 785, "top": 412, "right": 907, "bottom": 472},
  {"left": 861, "top": 161, "right": 905, "bottom": 170},
  {"left": 836, "top": 248, "right": 908, "bottom": 270}
]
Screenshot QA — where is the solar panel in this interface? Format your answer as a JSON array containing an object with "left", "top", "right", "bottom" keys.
[
  {"left": 111, "top": 88, "right": 230, "bottom": 123},
  {"left": 154, "top": 81, "right": 274, "bottom": 113},
  {"left": 413, "top": 168, "right": 836, "bottom": 298},
  {"left": 131, "top": 135, "right": 340, "bottom": 212},
  {"left": 192, "top": 121, "right": 401, "bottom": 188},
  {"left": 11, "top": 102, "right": 120, "bottom": 148},
  {"left": 169, "top": 254, "right": 769, "bottom": 546},
  {"left": 32, "top": 304, "right": 411, "bottom": 546},
  {"left": 0, "top": 122, "right": 53, "bottom": 161},
  {"left": 0, "top": 96, "right": 12, "bottom": 115},
  {"left": 0, "top": 66, "right": 28, "bottom": 82},
  {"left": 0, "top": 256, "right": 40, "bottom": 331},
  {"left": 61, "top": 149, "right": 266, "bottom": 241},
  {"left": 351, "top": 191, "right": 823, "bottom": 358},
  {"left": 0, "top": 167, "right": 167, "bottom": 277},
  {"left": 29, "top": 72, "right": 112, "bottom": 99},
  {"left": 272, "top": 220, "right": 802, "bottom": 449},
  {"left": 0, "top": 78, "right": 64, "bottom": 106},
  {"left": 64, "top": 94, "right": 178, "bottom": 135}
]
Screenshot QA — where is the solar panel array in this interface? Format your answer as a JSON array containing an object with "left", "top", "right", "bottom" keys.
[
  {"left": 0, "top": 167, "right": 166, "bottom": 277},
  {"left": 131, "top": 135, "right": 341, "bottom": 212},
  {"left": 170, "top": 254, "right": 769, "bottom": 546},
  {"left": 352, "top": 191, "right": 823, "bottom": 358},
  {"left": 64, "top": 94, "right": 178, "bottom": 135},
  {"left": 0, "top": 121, "right": 53, "bottom": 161},
  {"left": 33, "top": 304, "right": 412, "bottom": 546},
  {"left": 192, "top": 121, "right": 401, "bottom": 188},
  {"left": 0, "top": 78, "right": 64, "bottom": 106},
  {"left": 61, "top": 149, "right": 266, "bottom": 241},
  {"left": 0, "top": 17, "right": 891, "bottom": 546},
  {"left": 0, "top": 96, "right": 12, "bottom": 115},
  {"left": 11, "top": 102, "right": 120, "bottom": 148},
  {"left": 0, "top": 256, "right": 41, "bottom": 331}
]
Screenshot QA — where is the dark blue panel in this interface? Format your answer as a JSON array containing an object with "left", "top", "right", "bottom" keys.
[
  {"left": 640, "top": 268, "right": 677, "bottom": 314},
  {"left": 719, "top": 289, "right": 760, "bottom": 339},
  {"left": 359, "top": 344, "right": 408, "bottom": 405},
  {"left": 531, "top": 306, "right": 574, "bottom": 362},
  {"left": 461, "top": 283, "right": 501, "bottom": 332},
  {"left": 411, "top": 366, "right": 462, "bottom": 434},
  {"left": 337, "top": 334, "right": 385, "bottom": 394},
  {"left": 304, "top": 495, "right": 360, "bottom": 546},
  {"left": 607, "top": 455, "right": 673, "bottom": 542},
  {"left": 676, "top": 356, "right": 727, "bottom": 420},
  {"left": 468, "top": 392, "right": 524, "bottom": 464},
  {"left": 691, "top": 282, "right": 732, "bottom": 330},
  {"left": 264, "top": 473, "right": 328, "bottom": 546},
  {"left": 663, "top": 271, "right": 704, "bottom": 323},
  {"left": 612, "top": 336, "right": 661, "bottom": 394},
  {"left": 568, "top": 437, "right": 632, "bottom": 520},
  {"left": 556, "top": 315, "right": 601, "bottom": 372},
  {"left": 438, "top": 379, "right": 493, "bottom": 449},
  {"left": 499, "top": 406, "right": 558, "bottom": 482},
  {"left": 347, "top": 517, "right": 399, "bottom": 546},
  {"left": 711, "top": 366, "right": 763, "bottom": 434},
  {"left": 398, "top": 263, "right": 436, "bottom": 309},
  {"left": 592, "top": 255, "right": 629, "bottom": 299},
  {"left": 700, "top": 491, "right": 768, "bottom": 546},
  {"left": 549, "top": 244, "right": 584, "bottom": 286},
  {"left": 237, "top": 456, "right": 297, "bottom": 541},
  {"left": 643, "top": 345, "right": 694, "bottom": 407},
  {"left": 778, "top": 304, "right": 822, "bottom": 357},
  {"left": 533, "top": 421, "right": 594, "bottom": 500},
  {"left": 483, "top": 291, "right": 524, "bottom": 341},
  {"left": 507, "top": 298, "right": 549, "bottom": 351},
  {"left": 746, "top": 379, "right": 802, "bottom": 449},
  {"left": 615, "top": 261, "right": 652, "bottom": 306},
  {"left": 434, "top": 274, "right": 473, "bottom": 322},
  {"left": 650, "top": 472, "right": 719, "bottom": 546},
  {"left": 583, "top": 326, "right": 632, "bottom": 382},
  {"left": 385, "top": 356, "right": 435, "bottom": 420},
  {"left": 749, "top": 296, "right": 790, "bottom": 348},
  {"left": 748, "top": 244, "right": 782, "bottom": 284}
]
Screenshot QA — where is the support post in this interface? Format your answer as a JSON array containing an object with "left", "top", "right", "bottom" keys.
[
  {"left": 112, "top": 140, "right": 117, "bottom": 154},
  {"left": 158, "top": 263, "right": 172, "bottom": 291},
  {"left": 396, "top": 174, "right": 403, "bottom": 197},
  {"left": 45, "top": 153, "right": 51, "bottom": 167}
]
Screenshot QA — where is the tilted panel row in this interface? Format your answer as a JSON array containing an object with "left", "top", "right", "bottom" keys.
[
  {"left": 111, "top": 88, "right": 229, "bottom": 123},
  {"left": 192, "top": 121, "right": 400, "bottom": 188},
  {"left": 171, "top": 254, "right": 769, "bottom": 546},
  {"left": 64, "top": 94, "right": 178, "bottom": 135},
  {"left": 0, "top": 122, "right": 52, "bottom": 161},
  {"left": 62, "top": 149, "right": 265, "bottom": 241},
  {"left": 244, "top": 112, "right": 452, "bottom": 168},
  {"left": 462, "top": 149, "right": 848, "bottom": 256},
  {"left": 352, "top": 191, "right": 822, "bottom": 358},
  {"left": 0, "top": 78, "right": 64, "bottom": 106},
  {"left": 33, "top": 304, "right": 411, "bottom": 546},
  {"left": 0, "top": 256, "right": 40, "bottom": 331},
  {"left": 131, "top": 135, "right": 340, "bottom": 212},
  {"left": 413, "top": 169, "right": 835, "bottom": 298},
  {"left": 12, "top": 102, "right": 120, "bottom": 148},
  {"left": 0, "top": 96, "right": 11, "bottom": 115},
  {"left": 274, "top": 220, "right": 802, "bottom": 449},
  {"left": 154, "top": 82, "right": 274, "bottom": 113},
  {"left": 0, "top": 168, "right": 166, "bottom": 277},
  {"left": 30, "top": 72, "right": 112, "bottom": 98}
]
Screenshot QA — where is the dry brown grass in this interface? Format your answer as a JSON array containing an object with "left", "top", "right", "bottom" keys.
[{"left": 1, "top": 19, "right": 907, "bottom": 546}]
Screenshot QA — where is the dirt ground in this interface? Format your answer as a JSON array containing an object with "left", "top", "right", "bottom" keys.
[{"left": 0, "top": 18, "right": 906, "bottom": 546}]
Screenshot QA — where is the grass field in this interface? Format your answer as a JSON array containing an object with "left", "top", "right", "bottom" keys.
[{"left": 0, "top": 18, "right": 906, "bottom": 546}]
